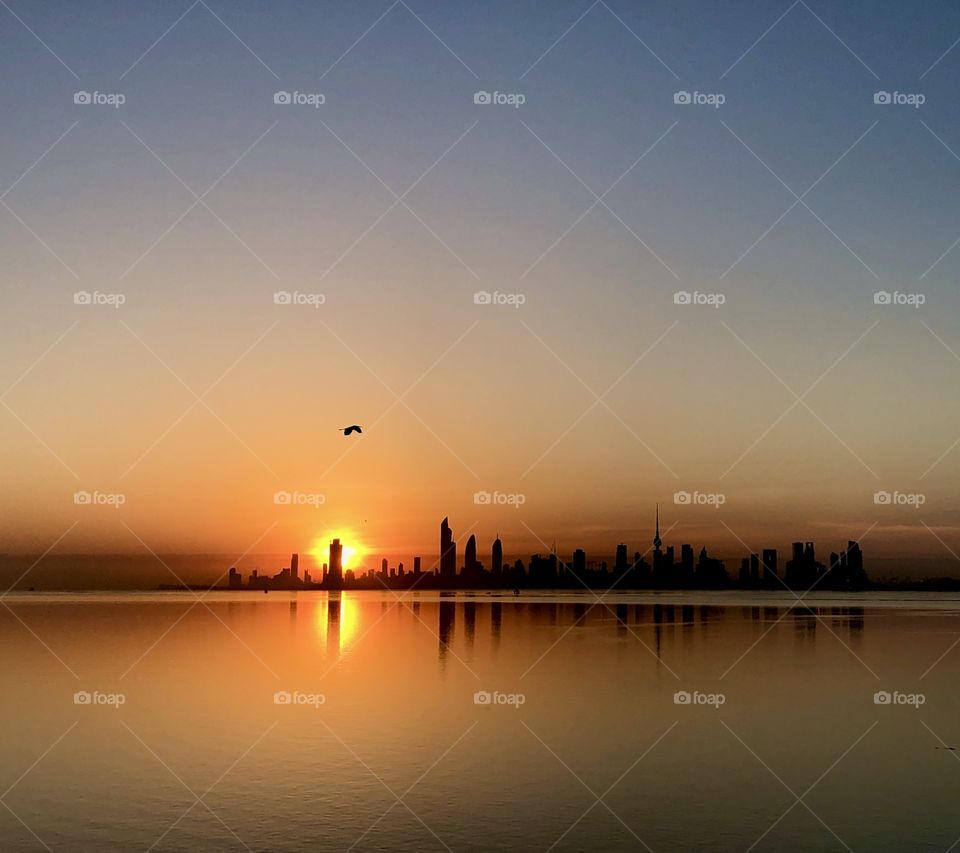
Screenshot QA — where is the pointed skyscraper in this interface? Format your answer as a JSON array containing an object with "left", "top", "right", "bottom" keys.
[
  {"left": 653, "top": 504, "right": 664, "bottom": 582},
  {"left": 440, "top": 517, "right": 457, "bottom": 580},
  {"left": 492, "top": 534, "right": 503, "bottom": 576},
  {"left": 464, "top": 534, "right": 478, "bottom": 574}
]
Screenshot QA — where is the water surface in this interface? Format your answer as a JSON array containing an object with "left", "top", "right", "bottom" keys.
[{"left": 1, "top": 590, "right": 958, "bottom": 851}]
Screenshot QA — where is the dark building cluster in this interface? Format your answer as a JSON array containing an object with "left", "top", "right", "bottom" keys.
[
  {"left": 222, "top": 508, "right": 870, "bottom": 592},
  {"left": 732, "top": 539, "right": 866, "bottom": 591}
]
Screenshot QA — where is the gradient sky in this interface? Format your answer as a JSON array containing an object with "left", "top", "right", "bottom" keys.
[{"left": 3, "top": 0, "right": 960, "bottom": 574}]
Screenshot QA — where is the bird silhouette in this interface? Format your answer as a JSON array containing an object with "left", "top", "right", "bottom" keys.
[{"left": 340, "top": 425, "right": 362, "bottom": 436}]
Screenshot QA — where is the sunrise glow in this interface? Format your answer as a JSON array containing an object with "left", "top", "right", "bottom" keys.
[{"left": 309, "top": 533, "right": 363, "bottom": 571}]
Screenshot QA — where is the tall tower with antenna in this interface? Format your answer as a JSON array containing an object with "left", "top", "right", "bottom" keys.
[{"left": 653, "top": 504, "right": 664, "bottom": 580}]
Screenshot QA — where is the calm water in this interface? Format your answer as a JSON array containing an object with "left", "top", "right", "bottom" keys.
[{"left": 2, "top": 590, "right": 959, "bottom": 851}]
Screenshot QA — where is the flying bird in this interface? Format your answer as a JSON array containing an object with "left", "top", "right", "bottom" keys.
[{"left": 340, "top": 425, "right": 362, "bottom": 436}]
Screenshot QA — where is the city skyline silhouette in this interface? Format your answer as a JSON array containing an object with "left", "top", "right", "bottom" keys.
[
  {"left": 4, "top": 2, "right": 960, "bottom": 850},
  {"left": 178, "top": 509, "right": 877, "bottom": 593}
]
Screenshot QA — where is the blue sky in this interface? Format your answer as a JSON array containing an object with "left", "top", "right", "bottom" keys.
[{"left": 3, "top": 0, "right": 960, "bottom": 570}]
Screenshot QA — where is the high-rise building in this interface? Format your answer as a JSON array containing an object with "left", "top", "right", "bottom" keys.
[
  {"left": 652, "top": 504, "right": 666, "bottom": 581},
  {"left": 615, "top": 543, "right": 628, "bottom": 572},
  {"left": 464, "top": 534, "right": 478, "bottom": 574},
  {"left": 329, "top": 539, "right": 343, "bottom": 588},
  {"left": 440, "top": 517, "right": 457, "bottom": 580},
  {"left": 680, "top": 544, "right": 694, "bottom": 580},
  {"left": 573, "top": 548, "right": 586, "bottom": 576},
  {"left": 290, "top": 553, "right": 299, "bottom": 581},
  {"left": 492, "top": 536, "right": 503, "bottom": 576},
  {"left": 653, "top": 504, "right": 662, "bottom": 552},
  {"left": 846, "top": 541, "right": 864, "bottom": 579},
  {"left": 831, "top": 540, "right": 867, "bottom": 589},
  {"left": 762, "top": 549, "right": 777, "bottom": 583}
]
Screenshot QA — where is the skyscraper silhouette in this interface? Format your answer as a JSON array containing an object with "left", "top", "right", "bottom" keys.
[
  {"left": 440, "top": 517, "right": 457, "bottom": 580},
  {"left": 652, "top": 504, "right": 666, "bottom": 581},
  {"left": 492, "top": 535, "right": 503, "bottom": 577},
  {"left": 329, "top": 538, "right": 343, "bottom": 589},
  {"left": 573, "top": 548, "right": 586, "bottom": 577},
  {"left": 680, "top": 544, "right": 694, "bottom": 581},
  {"left": 464, "top": 534, "right": 478, "bottom": 574},
  {"left": 762, "top": 549, "right": 777, "bottom": 584},
  {"left": 290, "top": 553, "right": 299, "bottom": 581}
]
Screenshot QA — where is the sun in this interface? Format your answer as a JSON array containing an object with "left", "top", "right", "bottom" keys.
[{"left": 309, "top": 532, "right": 363, "bottom": 571}]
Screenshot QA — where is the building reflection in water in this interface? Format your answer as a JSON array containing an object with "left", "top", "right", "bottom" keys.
[
  {"left": 424, "top": 595, "right": 869, "bottom": 674},
  {"left": 615, "top": 603, "right": 628, "bottom": 634},
  {"left": 327, "top": 595, "right": 340, "bottom": 657},
  {"left": 490, "top": 602, "right": 502, "bottom": 646},
  {"left": 463, "top": 600, "right": 476, "bottom": 650},
  {"left": 438, "top": 599, "right": 455, "bottom": 668}
]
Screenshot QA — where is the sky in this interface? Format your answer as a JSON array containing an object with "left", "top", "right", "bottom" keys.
[{"left": 3, "top": 0, "right": 960, "bottom": 578}]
